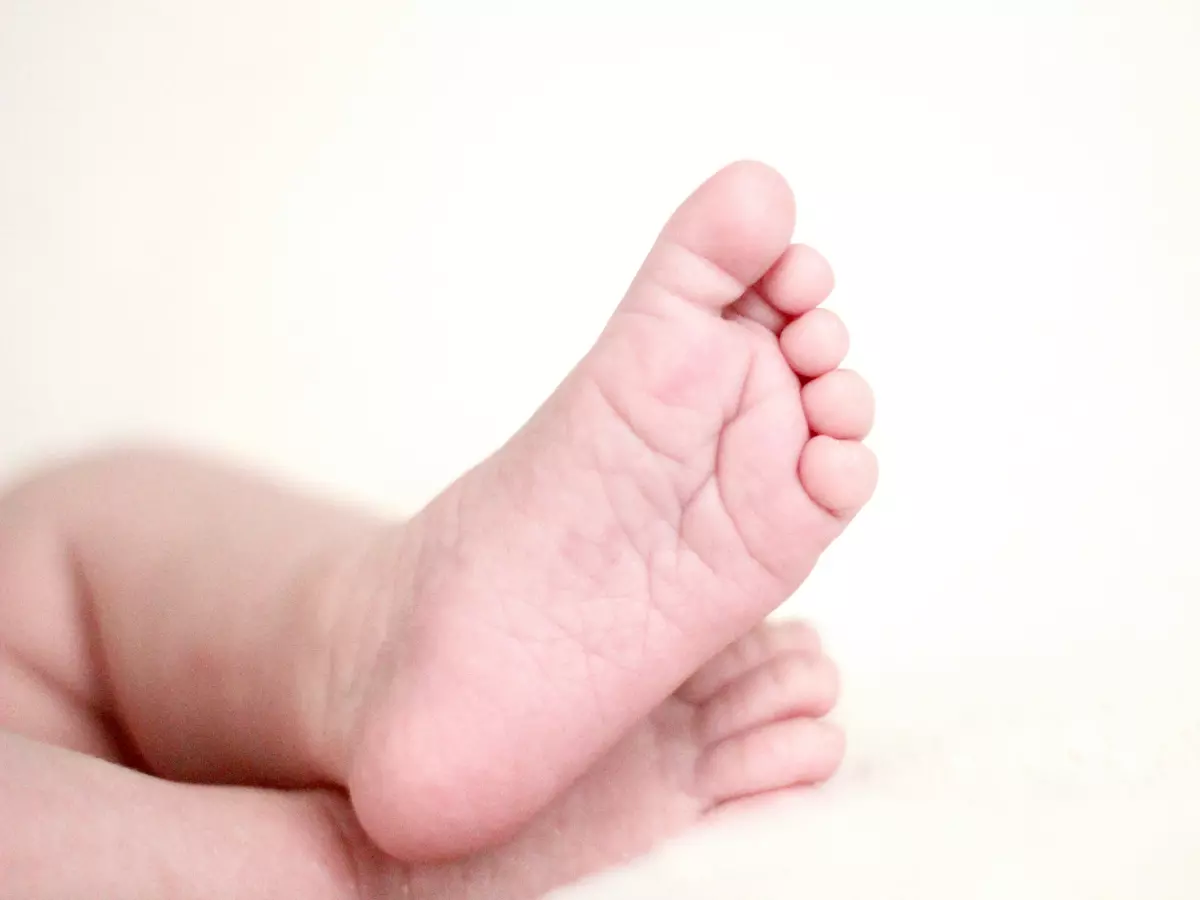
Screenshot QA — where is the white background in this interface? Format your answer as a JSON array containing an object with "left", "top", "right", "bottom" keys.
[{"left": 2, "top": 1, "right": 1198, "bottom": 896}]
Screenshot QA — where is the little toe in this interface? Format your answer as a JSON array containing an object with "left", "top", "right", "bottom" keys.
[
  {"left": 799, "top": 435, "right": 878, "bottom": 518},
  {"left": 756, "top": 243, "right": 835, "bottom": 316},
  {"left": 678, "top": 620, "right": 823, "bottom": 704},
  {"left": 696, "top": 651, "right": 840, "bottom": 744},
  {"left": 780, "top": 309, "right": 850, "bottom": 378},
  {"left": 696, "top": 718, "right": 845, "bottom": 804},
  {"left": 801, "top": 369, "right": 875, "bottom": 439}
]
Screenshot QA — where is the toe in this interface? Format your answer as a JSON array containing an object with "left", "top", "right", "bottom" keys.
[
  {"left": 696, "top": 651, "right": 840, "bottom": 744},
  {"left": 798, "top": 435, "right": 878, "bottom": 517},
  {"left": 678, "top": 620, "right": 822, "bottom": 704},
  {"left": 780, "top": 309, "right": 850, "bottom": 378},
  {"left": 696, "top": 718, "right": 845, "bottom": 804},
  {"left": 756, "top": 243, "right": 835, "bottom": 316},
  {"left": 626, "top": 161, "right": 796, "bottom": 315},
  {"left": 801, "top": 369, "right": 875, "bottom": 439},
  {"left": 726, "top": 245, "right": 838, "bottom": 335}
]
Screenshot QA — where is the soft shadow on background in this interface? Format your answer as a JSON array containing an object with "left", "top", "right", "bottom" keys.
[{"left": 2, "top": 1, "right": 1198, "bottom": 896}]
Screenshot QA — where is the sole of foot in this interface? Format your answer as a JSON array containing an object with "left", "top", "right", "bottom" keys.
[{"left": 342, "top": 161, "right": 877, "bottom": 860}]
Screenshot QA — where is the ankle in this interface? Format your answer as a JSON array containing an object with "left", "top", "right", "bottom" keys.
[{"left": 296, "top": 518, "right": 421, "bottom": 781}]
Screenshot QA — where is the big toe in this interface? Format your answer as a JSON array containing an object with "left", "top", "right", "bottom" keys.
[
  {"left": 697, "top": 716, "right": 844, "bottom": 804},
  {"left": 625, "top": 160, "right": 797, "bottom": 315}
]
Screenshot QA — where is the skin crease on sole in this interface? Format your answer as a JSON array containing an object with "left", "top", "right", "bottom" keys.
[{"left": 345, "top": 160, "right": 878, "bottom": 861}]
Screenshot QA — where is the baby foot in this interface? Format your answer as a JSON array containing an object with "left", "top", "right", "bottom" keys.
[
  {"left": 340, "top": 161, "right": 877, "bottom": 859},
  {"left": 361, "top": 621, "right": 845, "bottom": 899}
]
